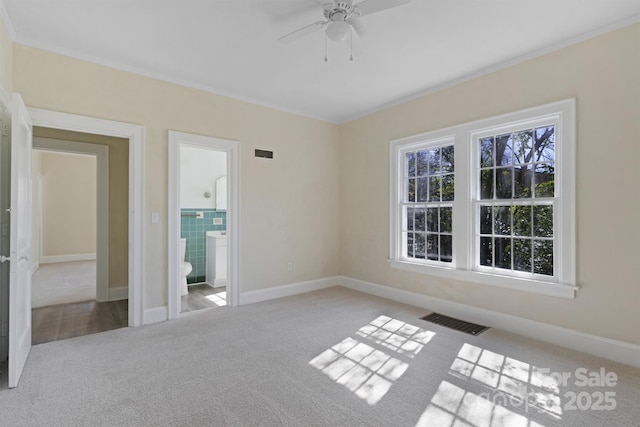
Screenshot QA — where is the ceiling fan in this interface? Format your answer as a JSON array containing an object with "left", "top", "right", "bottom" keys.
[{"left": 278, "top": 0, "right": 412, "bottom": 60}]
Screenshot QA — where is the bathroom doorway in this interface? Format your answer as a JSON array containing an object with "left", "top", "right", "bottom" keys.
[{"left": 167, "top": 131, "right": 239, "bottom": 319}]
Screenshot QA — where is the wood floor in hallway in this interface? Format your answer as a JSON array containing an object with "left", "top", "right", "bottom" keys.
[
  {"left": 32, "top": 300, "right": 128, "bottom": 345},
  {"left": 31, "top": 284, "right": 226, "bottom": 345}
]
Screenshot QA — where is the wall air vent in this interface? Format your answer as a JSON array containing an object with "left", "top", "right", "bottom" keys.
[
  {"left": 255, "top": 149, "right": 273, "bottom": 159},
  {"left": 420, "top": 313, "right": 488, "bottom": 336}
]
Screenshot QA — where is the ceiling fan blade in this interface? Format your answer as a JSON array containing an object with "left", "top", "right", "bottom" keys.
[
  {"left": 347, "top": 16, "right": 366, "bottom": 39},
  {"left": 278, "top": 20, "right": 327, "bottom": 43},
  {"left": 354, "top": 0, "right": 411, "bottom": 17}
]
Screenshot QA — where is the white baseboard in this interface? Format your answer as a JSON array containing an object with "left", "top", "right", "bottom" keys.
[
  {"left": 240, "top": 276, "right": 340, "bottom": 306},
  {"left": 339, "top": 276, "right": 640, "bottom": 369},
  {"left": 144, "top": 306, "right": 168, "bottom": 325},
  {"left": 109, "top": 286, "right": 128, "bottom": 301},
  {"left": 40, "top": 253, "right": 96, "bottom": 264}
]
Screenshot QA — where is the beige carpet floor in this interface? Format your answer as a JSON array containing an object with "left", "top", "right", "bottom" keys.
[
  {"left": 2, "top": 287, "right": 639, "bottom": 426},
  {"left": 31, "top": 261, "right": 96, "bottom": 308}
]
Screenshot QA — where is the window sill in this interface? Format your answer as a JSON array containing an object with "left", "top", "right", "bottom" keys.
[{"left": 389, "top": 260, "right": 578, "bottom": 299}]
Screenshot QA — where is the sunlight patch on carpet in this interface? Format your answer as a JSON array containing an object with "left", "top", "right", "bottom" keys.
[
  {"left": 417, "top": 342, "right": 564, "bottom": 426},
  {"left": 309, "top": 316, "right": 435, "bottom": 405}
]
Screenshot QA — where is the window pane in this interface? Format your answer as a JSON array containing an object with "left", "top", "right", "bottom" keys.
[
  {"left": 417, "top": 150, "right": 428, "bottom": 176},
  {"left": 512, "top": 205, "right": 531, "bottom": 236},
  {"left": 534, "top": 240, "right": 553, "bottom": 275},
  {"left": 513, "top": 238, "right": 532, "bottom": 272},
  {"left": 441, "top": 145, "right": 454, "bottom": 172},
  {"left": 440, "top": 207, "right": 452, "bottom": 233},
  {"left": 427, "top": 234, "right": 439, "bottom": 260},
  {"left": 496, "top": 167, "right": 513, "bottom": 199},
  {"left": 495, "top": 237, "right": 512, "bottom": 270},
  {"left": 408, "top": 178, "right": 415, "bottom": 202},
  {"left": 496, "top": 134, "right": 513, "bottom": 166},
  {"left": 414, "top": 233, "right": 425, "bottom": 259},
  {"left": 429, "top": 148, "right": 440, "bottom": 175},
  {"left": 406, "top": 233, "right": 414, "bottom": 258},
  {"left": 480, "top": 137, "right": 494, "bottom": 167},
  {"left": 534, "top": 126, "right": 555, "bottom": 163},
  {"left": 513, "top": 130, "right": 533, "bottom": 164},
  {"left": 406, "top": 152, "right": 416, "bottom": 177},
  {"left": 534, "top": 205, "right": 553, "bottom": 237},
  {"left": 494, "top": 206, "right": 511, "bottom": 236},
  {"left": 427, "top": 208, "right": 438, "bottom": 232},
  {"left": 513, "top": 165, "right": 532, "bottom": 198},
  {"left": 406, "top": 207, "right": 414, "bottom": 231},
  {"left": 480, "top": 206, "right": 492, "bottom": 235},
  {"left": 415, "top": 208, "right": 425, "bottom": 231},
  {"left": 534, "top": 162, "right": 555, "bottom": 198},
  {"left": 480, "top": 237, "right": 493, "bottom": 266},
  {"left": 442, "top": 174, "right": 455, "bottom": 201},
  {"left": 441, "top": 235, "right": 452, "bottom": 263},
  {"left": 417, "top": 177, "right": 429, "bottom": 202},
  {"left": 428, "top": 176, "right": 441, "bottom": 201},
  {"left": 480, "top": 169, "right": 494, "bottom": 199}
]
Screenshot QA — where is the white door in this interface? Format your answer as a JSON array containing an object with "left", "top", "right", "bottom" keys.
[{"left": 8, "top": 93, "right": 33, "bottom": 388}]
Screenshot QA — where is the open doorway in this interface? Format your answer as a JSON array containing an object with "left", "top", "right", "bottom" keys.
[
  {"left": 30, "top": 130, "right": 129, "bottom": 344},
  {"left": 168, "top": 131, "right": 239, "bottom": 319},
  {"left": 26, "top": 108, "right": 145, "bottom": 329},
  {"left": 178, "top": 145, "right": 228, "bottom": 312}
]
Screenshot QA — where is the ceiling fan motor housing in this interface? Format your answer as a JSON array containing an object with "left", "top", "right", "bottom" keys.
[{"left": 324, "top": 1, "right": 356, "bottom": 21}]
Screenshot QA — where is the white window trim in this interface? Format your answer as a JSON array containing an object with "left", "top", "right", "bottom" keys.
[{"left": 390, "top": 99, "right": 578, "bottom": 299}]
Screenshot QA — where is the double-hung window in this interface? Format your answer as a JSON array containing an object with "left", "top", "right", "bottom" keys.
[
  {"left": 402, "top": 141, "right": 455, "bottom": 264},
  {"left": 390, "top": 100, "right": 577, "bottom": 298}
]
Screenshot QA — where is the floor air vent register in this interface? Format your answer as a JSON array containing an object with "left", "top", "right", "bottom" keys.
[{"left": 420, "top": 313, "right": 489, "bottom": 336}]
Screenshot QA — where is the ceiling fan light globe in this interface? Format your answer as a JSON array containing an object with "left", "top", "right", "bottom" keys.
[{"left": 326, "top": 21, "right": 351, "bottom": 41}]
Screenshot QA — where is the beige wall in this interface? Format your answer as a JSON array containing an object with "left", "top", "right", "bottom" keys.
[
  {"left": 13, "top": 46, "right": 342, "bottom": 308},
  {"left": 37, "top": 151, "right": 96, "bottom": 256},
  {"left": 340, "top": 23, "right": 640, "bottom": 345},
  {"left": 0, "top": 17, "right": 12, "bottom": 96},
  {"left": 10, "top": 22, "right": 639, "bottom": 346},
  {"left": 32, "top": 129, "right": 130, "bottom": 289}
]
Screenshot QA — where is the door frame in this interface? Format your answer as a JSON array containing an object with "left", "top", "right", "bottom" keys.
[
  {"left": 32, "top": 138, "right": 111, "bottom": 302},
  {"left": 167, "top": 131, "right": 240, "bottom": 319},
  {"left": 28, "top": 108, "right": 145, "bottom": 326}
]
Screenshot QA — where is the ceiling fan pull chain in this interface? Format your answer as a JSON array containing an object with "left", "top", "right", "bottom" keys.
[
  {"left": 324, "top": 33, "right": 328, "bottom": 62},
  {"left": 349, "top": 26, "right": 354, "bottom": 61}
]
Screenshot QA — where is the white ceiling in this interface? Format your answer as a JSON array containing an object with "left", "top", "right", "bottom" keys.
[{"left": 2, "top": 0, "right": 640, "bottom": 123}]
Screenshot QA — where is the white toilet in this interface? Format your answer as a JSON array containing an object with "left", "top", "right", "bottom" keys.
[{"left": 179, "top": 238, "right": 192, "bottom": 296}]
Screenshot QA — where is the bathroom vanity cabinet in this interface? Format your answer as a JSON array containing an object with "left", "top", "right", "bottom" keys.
[{"left": 206, "top": 231, "right": 227, "bottom": 287}]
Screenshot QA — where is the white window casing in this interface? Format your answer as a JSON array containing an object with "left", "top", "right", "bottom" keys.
[{"left": 390, "top": 99, "right": 578, "bottom": 299}]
